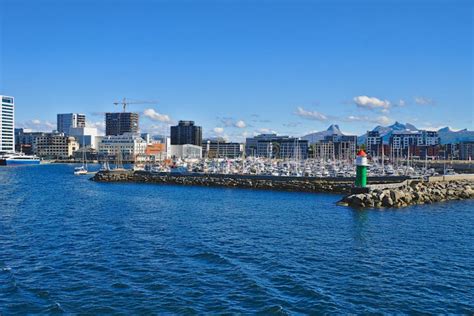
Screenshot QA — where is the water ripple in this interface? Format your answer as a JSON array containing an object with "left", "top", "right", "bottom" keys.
[{"left": 0, "top": 164, "right": 473, "bottom": 314}]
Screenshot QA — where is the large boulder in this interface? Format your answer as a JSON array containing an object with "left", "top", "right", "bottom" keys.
[{"left": 382, "top": 196, "right": 394, "bottom": 207}]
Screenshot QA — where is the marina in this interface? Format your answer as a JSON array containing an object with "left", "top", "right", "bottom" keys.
[{"left": 128, "top": 156, "right": 450, "bottom": 178}]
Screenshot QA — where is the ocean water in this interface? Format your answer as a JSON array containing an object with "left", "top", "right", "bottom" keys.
[{"left": 0, "top": 164, "right": 473, "bottom": 314}]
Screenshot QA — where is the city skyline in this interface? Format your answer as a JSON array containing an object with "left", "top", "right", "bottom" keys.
[{"left": 1, "top": 0, "right": 472, "bottom": 141}]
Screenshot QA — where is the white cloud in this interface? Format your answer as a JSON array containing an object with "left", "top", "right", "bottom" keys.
[
  {"left": 256, "top": 128, "right": 277, "bottom": 134},
  {"left": 353, "top": 96, "right": 391, "bottom": 110},
  {"left": 213, "top": 127, "right": 224, "bottom": 134},
  {"left": 376, "top": 115, "right": 391, "bottom": 125},
  {"left": 86, "top": 121, "right": 106, "bottom": 134},
  {"left": 18, "top": 119, "right": 55, "bottom": 131},
  {"left": 219, "top": 117, "right": 247, "bottom": 128},
  {"left": 143, "top": 108, "right": 172, "bottom": 123},
  {"left": 295, "top": 107, "right": 328, "bottom": 121},
  {"left": 414, "top": 96, "right": 434, "bottom": 105},
  {"left": 345, "top": 115, "right": 392, "bottom": 125},
  {"left": 398, "top": 99, "right": 406, "bottom": 106},
  {"left": 234, "top": 120, "right": 246, "bottom": 128},
  {"left": 140, "top": 123, "right": 172, "bottom": 135}
]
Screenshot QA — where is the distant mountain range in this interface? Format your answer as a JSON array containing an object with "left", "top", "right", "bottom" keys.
[
  {"left": 301, "top": 124, "right": 344, "bottom": 143},
  {"left": 301, "top": 122, "right": 474, "bottom": 145},
  {"left": 357, "top": 121, "right": 419, "bottom": 144},
  {"left": 437, "top": 127, "right": 474, "bottom": 144}
]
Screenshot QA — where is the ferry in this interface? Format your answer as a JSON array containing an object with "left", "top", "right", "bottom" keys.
[{"left": 0, "top": 153, "right": 41, "bottom": 166}]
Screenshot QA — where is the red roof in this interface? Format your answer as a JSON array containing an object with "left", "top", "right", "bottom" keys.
[{"left": 357, "top": 150, "right": 367, "bottom": 157}]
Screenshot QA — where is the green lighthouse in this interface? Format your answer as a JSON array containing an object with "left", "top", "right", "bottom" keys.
[{"left": 355, "top": 150, "right": 368, "bottom": 187}]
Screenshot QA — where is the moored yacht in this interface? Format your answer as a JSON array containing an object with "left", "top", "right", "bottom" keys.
[{"left": 74, "top": 165, "right": 88, "bottom": 175}]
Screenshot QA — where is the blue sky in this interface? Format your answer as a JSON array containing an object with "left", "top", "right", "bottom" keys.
[{"left": 1, "top": 0, "right": 472, "bottom": 140}]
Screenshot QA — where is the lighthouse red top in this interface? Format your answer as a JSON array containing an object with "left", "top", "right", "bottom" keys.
[{"left": 357, "top": 150, "right": 367, "bottom": 157}]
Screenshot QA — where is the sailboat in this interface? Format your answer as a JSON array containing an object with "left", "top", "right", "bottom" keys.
[{"left": 74, "top": 140, "right": 88, "bottom": 175}]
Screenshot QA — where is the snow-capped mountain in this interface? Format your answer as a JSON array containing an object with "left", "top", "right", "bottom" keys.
[
  {"left": 301, "top": 124, "right": 344, "bottom": 144},
  {"left": 437, "top": 127, "right": 474, "bottom": 144},
  {"left": 358, "top": 121, "right": 417, "bottom": 144},
  {"left": 301, "top": 122, "right": 473, "bottom": 145},
  {"left": 359, "top": 122, "right": 474, "bottom": 144}
]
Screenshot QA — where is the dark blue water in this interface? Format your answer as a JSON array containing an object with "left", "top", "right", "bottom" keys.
[{"left": 1, "top": 164, "right": 473, "bottom": 314}]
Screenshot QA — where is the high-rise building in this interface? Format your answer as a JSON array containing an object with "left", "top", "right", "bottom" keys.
[
  {"left": 170, "top": 120, "right": 202, "bottom": 146},
  {"left": 105, "top": 112, "right": 139, "bottom": 136},
  {"left": 1, "top": 95, "right": 15, "bottom": 153},
  {"left": 57, "top": 113, "right": 86, "bottom": 134}
]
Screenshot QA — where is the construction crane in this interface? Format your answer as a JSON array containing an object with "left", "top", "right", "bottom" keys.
[{"left": 113, "top": 97, "right": 159, "bottom": 112}]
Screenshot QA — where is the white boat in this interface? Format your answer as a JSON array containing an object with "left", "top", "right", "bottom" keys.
[
  {"left": 0, "top": 153, "right": 40, "bottom": 166},
  {"left": 74, "top": 166, "right": 88, "bottom": 175},
  {"left": 74, "top": 140, "right": 88, "bottom": 175}
]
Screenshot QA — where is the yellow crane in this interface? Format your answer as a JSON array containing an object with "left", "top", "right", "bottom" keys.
[{"left": 113, "top": 97, "right": 159, "bottom": 112}]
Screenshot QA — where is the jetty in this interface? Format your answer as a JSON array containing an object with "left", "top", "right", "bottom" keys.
[
  {"left": 338, "top": 175, "right": 474, "bottom": 209},
  {"left": 91, "top": 170, "right": 410, "bottom": 194},
  {"left": 91, "top": 170, "right": 474, "bottom": 209}
]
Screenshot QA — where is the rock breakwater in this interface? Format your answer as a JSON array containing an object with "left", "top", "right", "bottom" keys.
[
  {"left": 338, "top": 180, "right": 474, "bottom": 208},
  {"left": 92, "top": 170, "right": 357, "bottom": 193}
]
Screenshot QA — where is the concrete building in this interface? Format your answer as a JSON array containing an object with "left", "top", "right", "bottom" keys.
[
  {"left": 169, "top": 144, "right": 202, "bottom": 159},
  {"left": 35, "top": 133, "right": 79, "bottom": 159},
  {"left": 15, "top": 128, "right": 46, "bottom": 154},
  {"left": 170, "top": 120, "right": 202, "bottom": 146},
  {"left": 57, "top": 113, "right": 86, "bottom": 134},
  {"left": 140, "top": 133, "right": 152, "bottom": 144},
  {"left": 245, "top": 134, "right": 308, "bottom": 159},
  {"left": 1, "top": 95, "right": 15, "bottom": 153},
  {"left": 145, "top": 143, "right": 167, "bottom": 160},
  {"left": 105, "top": 112, "right": 139, "bottom": 136},
  {"left": 312, "top": 135, "right": 357, "bottom": 161},
  {"left": 390, "top": 130, "right": 439, "bottom": 158},
  {"left": 459, "top": 141, "right": 474, "bottom": 160},
  {"left": 69, "top": 127, "right": 99, "bottom": 149},
  {"left": 312, "top": 141, "right": 334, "bottom": 160},
  {"left": 98, "top": 132, "right": 147, "bottom": 161},
  {"left": 366, "top": 131, "right": 382, "bottom": 157},
  {"left": 421, "top": 130, "right": 440, "bottom": 146},
  {"left": 203, "top": 138, "right": 242, "bottom": 158}
]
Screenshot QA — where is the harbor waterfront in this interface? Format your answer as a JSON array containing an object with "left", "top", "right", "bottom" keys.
[{"left": 0, "top": 164, "right": 473, "bottom": 313}]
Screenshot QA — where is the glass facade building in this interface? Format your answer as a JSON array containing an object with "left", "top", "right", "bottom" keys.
[{"left": 1, "top": 95, "right": 15, "bottom": 153}]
